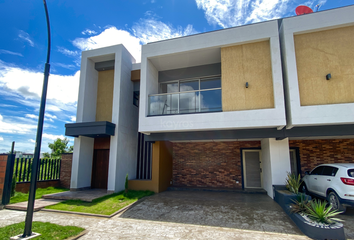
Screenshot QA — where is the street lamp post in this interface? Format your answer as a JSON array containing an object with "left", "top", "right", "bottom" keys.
[{"left": 22, "top": 0, "right": 51, "bottom": 237}]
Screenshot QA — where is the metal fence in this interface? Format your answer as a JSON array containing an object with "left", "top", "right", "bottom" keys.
[{"left": 13, "top": 158, "right": 61, "bottom": 183}]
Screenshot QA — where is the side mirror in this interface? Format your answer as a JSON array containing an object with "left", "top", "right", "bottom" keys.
[{"left": 305, "top": 171, "right": 310, "bottom": 175}]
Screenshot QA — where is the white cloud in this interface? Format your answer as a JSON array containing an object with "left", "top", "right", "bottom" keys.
[
  {"left": 132, "top": 19, "right": 197, "bottom": 45},
  {"left": 82, "top": 29, "right": 97, "bottom": 35},
  {"left": 0, "top": 114, "right": 37, "bottom": 134},
  {"left": 70, "top": 116, "right": 76, "bottom": 122},
  {"left": 29, "top": 139, "right": 35, "bottom": 143},
  {"left": 0, "top": 49, "right": 23, "bottom": 57},
  {"left": 73, "top": 27, "right": 142, "bottom": 62},
  {"left": 0, "top": 137, "right": 3, "bottom": 141},
  {"left": 18, "top": 30, "right": 34, "bottom": 47},
  {"left": 57, "top": 47, "right": 79, "bottom": 57},
  {"left": 0, "top": 60, "right": 80, "bottom": 105},
  {"left": 194, "top": 0, "right": 323, "bottom": 28},
  {"left": 42, "top": 133, "right": 65, "bottom": 141},
  {"left": 26, "top": 114, "right": 38, "bottom": 119}
]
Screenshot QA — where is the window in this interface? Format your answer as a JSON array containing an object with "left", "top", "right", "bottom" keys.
[
  {"left": 149, "top": 76, "right": 222, "bottom": 116},
  {"left": 311, "top": 166, "right": 324, "bottom": 175},
  {"left": 133, "top": 91, "right": 139, "bottom": 107},
  {"left": 348, "top": 169, "right": 354, "bottom": 177},
  {"left": 322, "top": 166, "right": 338, "bottom": 176}
]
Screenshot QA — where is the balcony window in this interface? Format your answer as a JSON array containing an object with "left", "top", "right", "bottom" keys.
[{"left": 149, "top": 76, "right": 221, "bottom": 116}]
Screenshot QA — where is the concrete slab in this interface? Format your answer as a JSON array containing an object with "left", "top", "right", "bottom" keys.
[
  {"left": 119, "top": 190, "right": 304, "bottom": 235},
  {"left": 5, "top": 199, "right": 63, "bottom": 211},
  {"left": 42, "top": 189, "right": 110, "bottom": 202}
]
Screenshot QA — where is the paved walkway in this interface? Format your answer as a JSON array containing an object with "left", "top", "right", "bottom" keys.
[
  {"left": 0, "top": 209, "right": 309, "bottom": 239},
  {"left": 5, "top": 199, "right": 63, "bottom": 211},
  {"left": 43, "top": 189, "right": 110, "bottom": 202}
]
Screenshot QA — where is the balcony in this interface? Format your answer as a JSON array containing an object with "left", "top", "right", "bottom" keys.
[{"left": 148, "top": 77, "right": 222, "bottom": 116}]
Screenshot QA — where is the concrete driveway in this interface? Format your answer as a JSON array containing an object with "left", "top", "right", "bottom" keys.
[{"left": 120, "top": 190, "right": 305, "bottom": 235}]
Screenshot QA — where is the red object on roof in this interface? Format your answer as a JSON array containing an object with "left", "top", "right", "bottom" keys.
[{"left": 295, "top": 5, "right": 313, "bottom": 15}]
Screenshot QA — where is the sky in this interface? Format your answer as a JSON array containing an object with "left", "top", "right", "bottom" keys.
[{"left": 0, "top": 0, "right": 353, "bottom": 154}]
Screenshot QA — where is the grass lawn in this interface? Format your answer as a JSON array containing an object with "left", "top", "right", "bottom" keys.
[
  {"left": 0, "top": 221, "right": 84, "bottom": 240},
  {"left": 45, "top": 190, "right": 154, "bottom": 215},
  {"left": 10, "top": 187, "right": 68, "bottom": 204}
]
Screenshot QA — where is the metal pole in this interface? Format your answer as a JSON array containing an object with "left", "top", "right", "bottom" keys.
[{"left": 23, "top": 0, "right": 51, "bottom": 237}]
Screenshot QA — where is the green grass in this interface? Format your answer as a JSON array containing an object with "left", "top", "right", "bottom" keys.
[
  {"left": 0, "top": 221, "right": 84, "bottom": 240},
  {"left": 45, "top": 190, "right": 154, "bottom": 215},
  {"left": 10, "top": 187, "right": 68, "bottom": 204}
]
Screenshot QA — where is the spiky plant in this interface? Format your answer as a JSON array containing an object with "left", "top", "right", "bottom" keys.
[
  {"left": 305, "top": 199, "right": 344, "bottom": 224},
  {"left": 285, "top": 172, "right": 303, "bottom": 194},
  {"left": 125, "top": 173, "right": 129, "bottom": 193},
  {"left": 290, "top": 193, "right": 310, "bottom": 213}
]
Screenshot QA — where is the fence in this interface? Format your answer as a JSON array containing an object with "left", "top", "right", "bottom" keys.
[{"left": 13, "top": 158, "right": 61, "bottom": 183}]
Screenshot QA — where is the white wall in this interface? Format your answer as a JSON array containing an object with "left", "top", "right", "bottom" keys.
[
  {"left": 70, "top": 136, "right": 94, "bottom": 189},
  {"left": 139, "top": 20, "right": 287, "bottom": 133},
  {"left": 108, "top": 45, "right": 139, "bottom": 192},
  {"left": 261, "top": 138, "right": 291, "bottom": 198},
  {"left": 280, "top": 5, "right": 354, "bottom": 128}
]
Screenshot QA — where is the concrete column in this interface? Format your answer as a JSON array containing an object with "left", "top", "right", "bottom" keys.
[
  {"left": 261, "top": 138, "right": 291, "bottom": 198},
  {"left": 107, "top": 45, "right": 138, "bottom": 193},
  {"left": 70, "top": 136, "right": 94, "bottom": 190}
]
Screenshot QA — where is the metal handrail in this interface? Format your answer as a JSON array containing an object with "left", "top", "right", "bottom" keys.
[{"left": 149, "top": 87, "right": 221, "bottom": 97}]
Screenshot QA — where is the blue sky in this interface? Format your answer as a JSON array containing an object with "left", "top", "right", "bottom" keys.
[{"left": 0, "top": 0, "right": 353, "bottom": 154}]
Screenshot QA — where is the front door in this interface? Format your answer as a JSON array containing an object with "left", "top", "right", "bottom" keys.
[
  {"left": 242, "top": 150, "right": 262, "bottom": 188},
  {"left": 91, "top": 149, "right": 109, "bottom": 189}
]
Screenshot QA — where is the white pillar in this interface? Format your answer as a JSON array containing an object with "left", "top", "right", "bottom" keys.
[
  {"left": 261, "top": 138, "right": 291, "bottom": 198},
  {"left": 70, "top": 136, "right": 94, "bottom": 189}
]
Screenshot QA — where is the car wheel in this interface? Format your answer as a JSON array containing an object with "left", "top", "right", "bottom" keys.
[
  {"left": 328, "top": 192, "right": 346, "bottom": 213},
  {"left": 301, "top": 183, "right": 309, "bottom": 195}
]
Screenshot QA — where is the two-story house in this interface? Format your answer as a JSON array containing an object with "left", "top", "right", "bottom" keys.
[{"left": 65, "top": 5, "right": 354, "bottom": 198}]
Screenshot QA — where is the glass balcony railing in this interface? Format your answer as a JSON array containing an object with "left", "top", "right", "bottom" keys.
[{"left": 148, "top": 89, "right": 222, "bottom": 116}]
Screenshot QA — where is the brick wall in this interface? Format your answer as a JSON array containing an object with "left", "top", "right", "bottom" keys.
[
  {"left": 60, "top": 153, "right": 72, "bottom": 189},
  {"left": 290, "top": 139, "right": 354, "bottom": 173},
  {"left": 0, "top": 154, "right": 8, "bottom": 204},
  {"left": 173, "top": 141, "right": 260, "bottom": 188},
  {"left": 15, "top": 180, "right": 60, "bottom": 193}
]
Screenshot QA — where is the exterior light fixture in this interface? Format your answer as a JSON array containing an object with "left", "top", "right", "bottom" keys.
[
  {"left": 326, "top": 74, "right": 331, "bottom": 80},
  {"left": 245, "top": 82, "right": 249, "bottom": 88}
]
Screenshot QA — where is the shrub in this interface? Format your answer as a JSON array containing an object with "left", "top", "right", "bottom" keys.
[
  {"left": 305, "top": 199, "right": 343, "bottom": 224},
  {"left": 290, "top": 193, "right": 310, "bottom": 213},
  {"left": 125, "top": 174, "right": 128, "bottom": 193},
  {"left": 285, "top": 172, "right": 302, "bottom": 194}
]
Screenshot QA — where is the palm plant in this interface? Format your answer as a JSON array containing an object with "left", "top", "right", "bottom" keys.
[
  {"left": 305, "top": 199, "right": 343, "bottom": 224},
  {"left": 285, "top": 172, "right": 303, "bottom": 194}
]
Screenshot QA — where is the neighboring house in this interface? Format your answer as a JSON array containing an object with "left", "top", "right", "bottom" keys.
[
  {"left": 65, "top": 5, "right": 354, "bottom": 198},
  {"left": 15, "top": 152, "right": 34, "bottom": 159}
]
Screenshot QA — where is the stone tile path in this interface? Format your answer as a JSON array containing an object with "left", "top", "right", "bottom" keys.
[
  {"left": 5, "top": 199, "right": 63, "bottom": 211},
  {"left": 43, "top": 189, "right": 110, "bottom": 202}
]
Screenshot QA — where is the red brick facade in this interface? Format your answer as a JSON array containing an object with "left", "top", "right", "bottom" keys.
[
  {"left": 289, "top": 139, "right": 354, "bottom": 174},
  {"left": 60, "top": 153, "right": 73, "bottom": 189},
  {"left": 0, "top": 154, "right": 8, "bottom": 204},
  {"left": 173, "top": 141, "right": 261, "bottom": 188}
]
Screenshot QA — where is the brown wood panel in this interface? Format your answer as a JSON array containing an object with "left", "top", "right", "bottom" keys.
[
  {"left": 96, "top": 70, "right": 114, "bottom": 121},
  {"left": 131, "top": 70, "right": 140, "bottom": 81},
  {"left": 94, "top": 137, "right": 111, "bottom": 150},
  {"left": 91, "top": 149, "right": 109, "bottom": 189}
]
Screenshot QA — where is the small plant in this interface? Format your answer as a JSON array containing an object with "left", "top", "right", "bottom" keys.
[
  {"left": 285, "top": 172, "right": 303, "bottom": 194},
  {"left": 11, "top": 174, "right": 17, "bottom": 197},
  {"left": 125, "top": 173, "right": 129, "bottom": 193},
  {"left": 305, "top": 199, "right": 343, "bottom": 224},
  {"left": 290, "top": 193, "right": 310, "bottom": 213}
]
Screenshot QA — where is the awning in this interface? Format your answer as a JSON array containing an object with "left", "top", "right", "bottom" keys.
[{"left": 65, "top": 121, "right": 116, "bottom": 138}]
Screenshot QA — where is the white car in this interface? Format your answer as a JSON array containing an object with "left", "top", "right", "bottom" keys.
[{"left": 302, "top": 163, "right": 354, "bottom": 212}]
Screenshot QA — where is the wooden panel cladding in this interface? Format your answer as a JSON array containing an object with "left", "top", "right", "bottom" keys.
[
  {"left": 91, "top": 149, "right": 109, "bottom": 189},
  {"left": 131, "top": 69, "right": 140, "bottom": 81},
  {"left": 221, "top": 40, "right": 274, "bottom": 111},
  {"left": 94, "top": 137, "right": 110, "bottom": 150},
  {"left": 294, "top": 25, "right": 354, "bottom": 106},
  {"left": 96, "top": 70, "right": 114, "bottom": 122}
]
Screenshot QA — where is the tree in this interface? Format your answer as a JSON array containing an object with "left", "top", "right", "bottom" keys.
[
  {"left": 48, "top": 138, "right": 73, "bottom": 158},
  {"left": 42, "top": 152, "right": 51, "bottom": 158}
]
